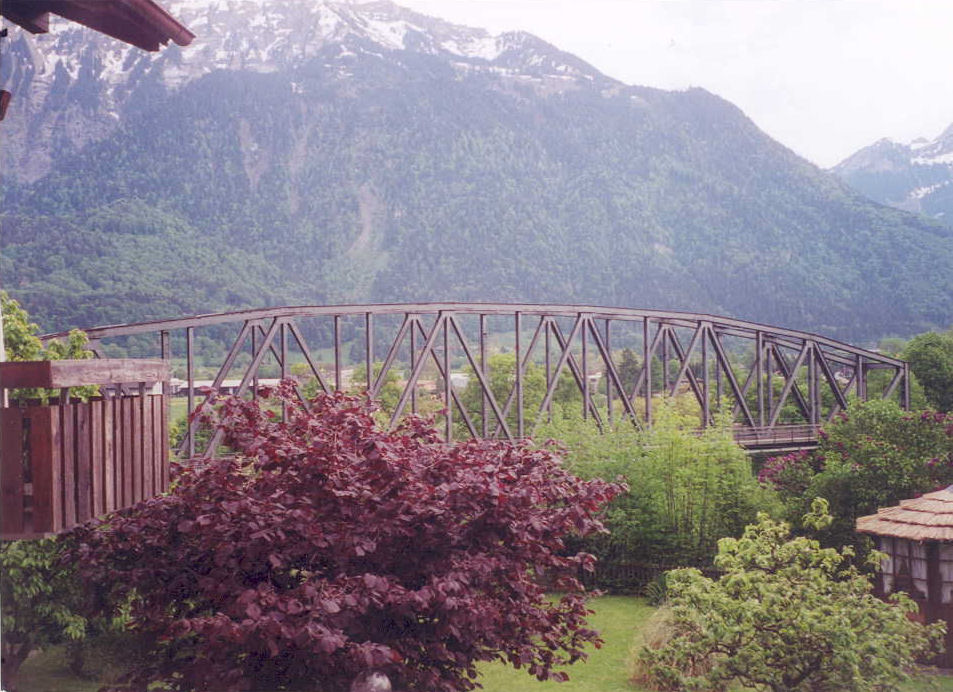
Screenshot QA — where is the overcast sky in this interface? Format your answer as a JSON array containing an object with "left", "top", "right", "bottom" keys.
[{"left": 398, "top": 0, "right": 953, "bottom": 168}]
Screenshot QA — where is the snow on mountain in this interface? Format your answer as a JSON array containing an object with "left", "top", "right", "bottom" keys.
[
  {"left": 831, "top": 124, "right": 953, "bottom": 226},
  {"left": 3, "top": 0, "right": 604, "bottom": 94},
  {"left": 0, "top": 0, "right": 609, "bottom": 181}
]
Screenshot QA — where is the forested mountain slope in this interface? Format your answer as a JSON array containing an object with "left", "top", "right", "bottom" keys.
[{"left": 2, "top": 0, "right": 952, "bottom": 340}]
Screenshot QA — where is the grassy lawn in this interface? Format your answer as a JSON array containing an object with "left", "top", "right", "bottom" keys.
[
  {"left": 15, "top": 596, "right": 953, "bottom": 692},
  {"left": 477, "top": 595, "right": 653, "bottom": 692},
  {"left": 15, "top": 647, "right": 102, "bottom": 692},
  {"left": 478, "top": 596, "right": 953, "bottom": 692}
]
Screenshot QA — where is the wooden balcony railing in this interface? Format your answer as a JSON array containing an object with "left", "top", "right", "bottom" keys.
[{"left": 0, "top": 359, "right": 169, "bottom": 540}]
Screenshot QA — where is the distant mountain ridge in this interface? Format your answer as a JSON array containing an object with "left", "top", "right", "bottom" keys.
[
  {"left": 0, "top": 0, "right": 608, "bottom": 182},
  {"left": 2, "top": 0, "right": 953, "bottom": 341},
  {"left": 832, "top": 123, "right": 953, "bottom": 227}
]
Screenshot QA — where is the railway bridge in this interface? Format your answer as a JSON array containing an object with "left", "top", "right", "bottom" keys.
[{"left": 46, "top": 303, "right": 909, "bottom": 457}]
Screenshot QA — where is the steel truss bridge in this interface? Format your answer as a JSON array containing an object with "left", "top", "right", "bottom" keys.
[{"left": 45, "top": 303, "right": 910, "bottom": 457}]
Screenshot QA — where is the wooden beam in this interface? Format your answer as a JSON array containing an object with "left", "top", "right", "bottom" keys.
[{"left": 0, "top": 359, "right": 168, "bottom": 389}]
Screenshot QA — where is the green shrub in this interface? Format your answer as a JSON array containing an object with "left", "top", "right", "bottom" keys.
[
  {"left": 762, "top": 400, "right": 953, "bottom": 551},
  {"left": 1, "top": 538, "right": 86, "bottom": 692},
  {"left": 537, "top": 401, "right": 780, "bottom": 582},
  {"left": 638, "top": 499, "right": 944, "bottom": 692}
]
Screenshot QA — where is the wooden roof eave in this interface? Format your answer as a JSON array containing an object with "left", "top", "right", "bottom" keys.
[
  {"left": 2, "top": 0, "right": 194, "bottom": 52},
  {"left": 856, "top": 486, "right": 953, "bottom": 543}
]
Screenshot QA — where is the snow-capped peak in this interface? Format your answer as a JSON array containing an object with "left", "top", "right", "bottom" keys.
[
  {"left": 162, "top": 0, "right": 503, "bottom": 63},
  {"left": 3, "top": 0, "right": 608, "bottom": 99},
  {"left": 0, "top": 0, "right": 608, "bottom": 182}
]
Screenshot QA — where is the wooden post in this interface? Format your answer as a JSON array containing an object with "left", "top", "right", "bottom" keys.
[
  {"left": 1, "top": 409, "right": 24, "bottom": 534},
  {"left": 928, "top": 542, "right": 942, "bottom": 623}
]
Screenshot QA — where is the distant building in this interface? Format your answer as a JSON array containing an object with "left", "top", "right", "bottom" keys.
[{"left": 176, "top": 378, "right": 283, "bottom": 396}]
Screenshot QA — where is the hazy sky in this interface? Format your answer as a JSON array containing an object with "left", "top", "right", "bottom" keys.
[{"left": 399, "top": 0, "right": 953, "bottom": 168}]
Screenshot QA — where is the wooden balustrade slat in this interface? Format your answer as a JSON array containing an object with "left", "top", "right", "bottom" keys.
[
  {"left": 1, "top": 409, "right": 25, "bottom": 535},
  {"left": 122, "top": 397, "right": 133, "bottom": 507},
  {"left": 153, "top": 395, "right": 163, "bottom": 495},
  {"left": 104, "top": 398, "right": 116, "bottom": 514},
  {"left": 90, "top": 399, "right": 104, "bottom": 517},
  {"left": 61, "top": 402, "right": 76, "bottom": 528},
  {"left": 142, "top": 393, "right": 154, "bottom": 499},
  {"left": 133, "top": 397, "right": 143, "bottom": 502},
  {"left": 160, "top": 394, "right": 169, "bottom": 489},
  {"left": 29, "top": 406, "right": 61, "bottom": 533},
  {"left": 75, "top": 404, "right": 92, "bottom": 522}
]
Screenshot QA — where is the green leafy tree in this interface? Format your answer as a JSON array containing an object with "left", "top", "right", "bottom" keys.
[
  {"left": 349, "top": 361, "right": 403, "bottom": 413},
  {"left": 906, "top": 330, "right": 953, "bottom": 412},
  {"left": 1, "top": 294, "right": 96, "bottom": 690},
  {"left": 0, "top": 539, "right": 87, "bottom": 691},
  {"left": 638, "top": 498, "right": 944, "bottom": 692},
  {"left": 761, "top": 400, "right": 953, "bottom": 549},
  {"left": 617, "top": 347, "right": 641, "bottom": 395},
  {"left": 538, "top": 401, "right": 780, "bottom": 577},
  {"left": 1, "top": 290, "right": 96, "bottom": 401},
  {"left": 456, "top": 352, "right": 586, "bottom": 438},
  {"left": 1, "top": 291, "right": 44, "bottom": 361},
  {"left": 459, "top": 353, "right": 547, "bottom": 433}
]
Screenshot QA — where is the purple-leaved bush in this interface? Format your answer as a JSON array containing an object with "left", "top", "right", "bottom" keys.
[{"left": 71, "top": 385, "right": 623, "bottom": 692}]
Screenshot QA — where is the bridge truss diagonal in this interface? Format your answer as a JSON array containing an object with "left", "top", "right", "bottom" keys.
[{"left": 44, "top": 303, "right": 910, "bottom": 457}]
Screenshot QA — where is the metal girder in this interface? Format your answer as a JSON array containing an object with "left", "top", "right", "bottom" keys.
[
  {"left": 546, "top": 318, "right": 605, "bottom": 429},
  {"left": 492, "top": 315, "right": 548, "bottom": 438},
  {"left": 57, "top": 303, "right": 910, "bottom": 455},
  {"left": 201, "top": 318, "right": 283, "bottom": 457},
  {"left": 584, "top": 317, "right": 641, "bottom": 425},
  {"left": 447, "top": 315, "right": 513, "bottom": 440},
  {"left": 768, "top": 342, "right": 812, "bottom": 427}
]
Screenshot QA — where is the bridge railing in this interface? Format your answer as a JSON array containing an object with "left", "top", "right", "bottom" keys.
[{"left": 41, "top": 303, "right": 909, "bottom": 457}]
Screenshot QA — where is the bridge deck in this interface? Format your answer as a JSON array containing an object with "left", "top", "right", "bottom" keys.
[{"left": 733, "top": 424, "right": 820, "bottom": 452}]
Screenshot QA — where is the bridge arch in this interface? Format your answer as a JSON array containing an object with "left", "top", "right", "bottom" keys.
[{"left": 44, "top": 303, "right": 909, "bottom": 456}]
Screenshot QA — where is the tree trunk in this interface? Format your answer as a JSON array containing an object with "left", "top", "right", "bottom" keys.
[
  {"left": 67, "top": 639, "right": 87, "bottom": 677},
  {"left": 1, "top": 638, "right": 33, "bottom": 692}
]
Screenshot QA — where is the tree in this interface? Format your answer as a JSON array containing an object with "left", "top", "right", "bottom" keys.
[
  {"left": 458, "top": 353, "right": 547, "bottom": 433},
  {"left": 538, "top": 401, "right": 780, "bottom": 578},
  {"left": 906, "top": 330, "right": 953, "bottom": 412},
  {"left": 760, "top": 400, "right": 953, "bottom": 549},
  {"left": 0, "top": 539, "right": 87, "bottom": 692},
  {"left": 456, "top": 352, "right": 587, "bottom": 438},
  {"left": 348, "top": 361, "right": 403, "bottom": 414},
  {"left": 1, "top": 290, "right": 96, "bottom": 401},
  {"left": 1, "top": 293, "right": 96, "bottom": 690},
  {"left": 617, "top": 348, "right": 641, "bottom": 395},
  {"left": 1, "top": 290, "right": 44, "bottom": 361},
  {"left": 2, "top": 291, "right": 93, "bottom": 364},
  {"left": 71, "top": 386, "right": 623, "bottom": 692},
  {"left": 638, "top": 499, "right": 944, "bottom": 692}
]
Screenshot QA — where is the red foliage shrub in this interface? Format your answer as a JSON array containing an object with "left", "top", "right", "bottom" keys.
[
  {"left": 71, "top": 386, "right": 623, "bottom": 692},
  {"left": 757, "top": 449, "right": 823, "bottom": 499}
]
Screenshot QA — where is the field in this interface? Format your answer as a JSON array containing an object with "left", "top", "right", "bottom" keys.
[{"left": 15, "top": 596, "right": 953, "bottom": 692}]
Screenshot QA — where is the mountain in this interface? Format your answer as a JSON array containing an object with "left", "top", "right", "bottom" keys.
[
  {"left": 3, "top": 0, "right": 953, "bottom": 341},
  {"left": 832, "top": 125, "right": 953, "bottom": 228}
]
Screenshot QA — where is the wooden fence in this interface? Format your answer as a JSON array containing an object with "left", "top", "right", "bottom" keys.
[
  {"left": 582, "top": 559, "right": 722, "bottom": 594},
  {"left": 0, "top": 359, "right": 169, "bottom": 539}
]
